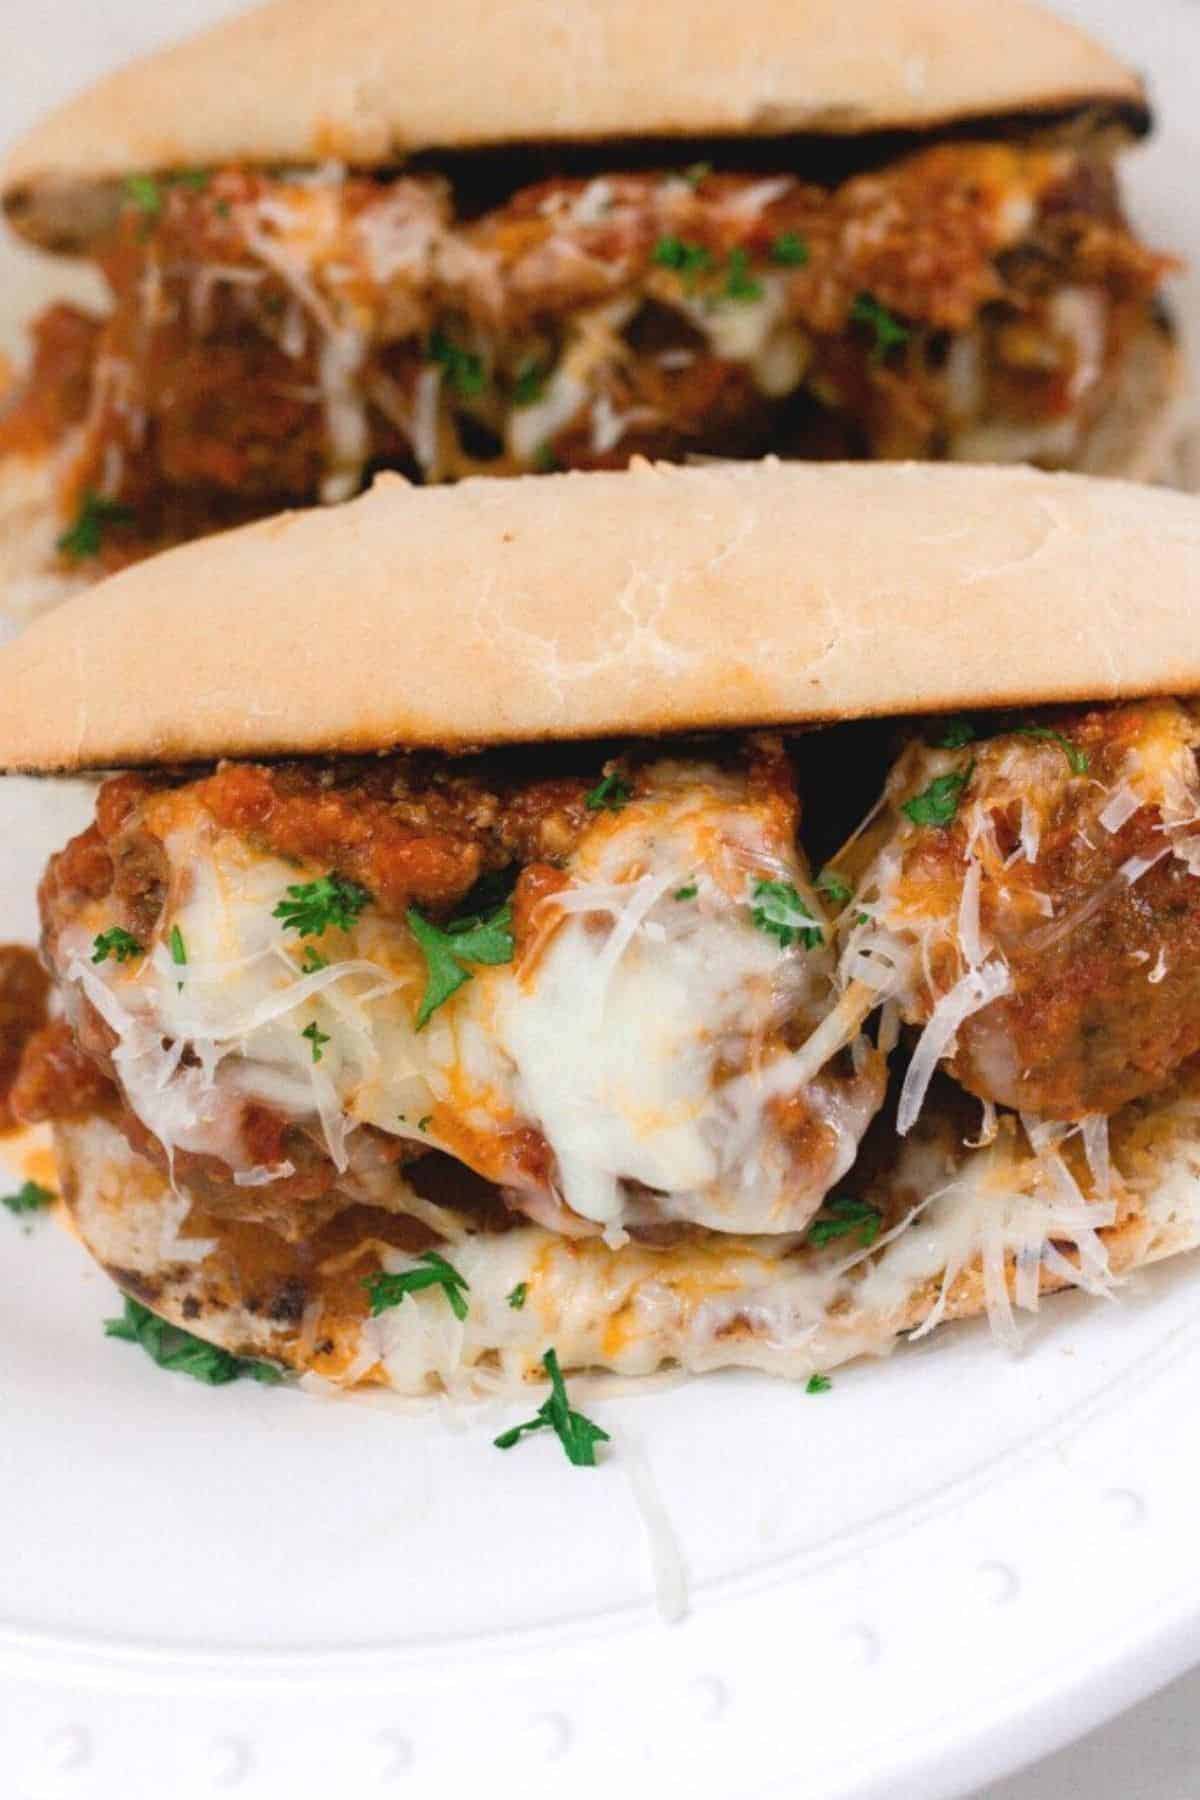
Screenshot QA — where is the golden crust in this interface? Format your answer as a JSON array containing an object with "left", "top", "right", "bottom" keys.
[
  {"left": 3, "top": 0, "right": 1146, "bottom": 247},
  {"left": 3, "top": 459, "right": 1200, "bottom": 772}
]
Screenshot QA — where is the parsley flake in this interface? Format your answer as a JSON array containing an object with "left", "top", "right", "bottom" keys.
[
  {"left": 123, "top": 170, "right": 209, "bottom": 218},
  {"left": 299, "top": 945, "right": 328, "bottom": 973},
  {"left": 57, "top": 492, "right": 135, "bottom": 561},
  {"left": 750, "top": 879, "right": 822, "bottom": 950},
  {"left": 301, "top": 1020, "right": 330, "bottom": 1062},
  {"left": 770, "top": 231, "right": 809, "bottom": 267},
  {"left": 1015, "top": 725, "right": 1089, "bottom": 776},
  {"left": 273, "top": 873, "right": 371, "bottom": 938},
  {"left": 674, "top": 883, "right": 699, "bottom": 901},
  {"left": 123, "top": 173, "right": 162, "bottom": 217},
  {"left": 364, "top": 1251, "right": 470, "bottom": 1322},
  {"left": 584, "top": 771, "right": 633, "bottom": 812},
  {"left": 903, "top": 762, "right": 974, "bottom": 829},
  {"left": 493, "top": 1348, "right": 610, "bottom": 1467},
  {"left": 806, "top": 1373, "right": 833, "bottom": 1394},
  {"left": 417, "top": 1113, "right": 432, "bottom": 1131},
  {"left": 681, "top": 161, "right": 712, "bottom": 188},
  {"left": 407, "top": 901, "right": 514, "bottom": 1029},
  {"left": 817, "top": 868, "right": 853, "bottom": 907},
  {"left": 652, "top": 236, "right": 713, "bottom": 287},
  {"left": 850, "top": 292, "right": 910, "bottom": 363},
  {"left": 92, "top": 926, "right": 143, "bottom": 965},
  {"left": 105, "top": 1296, "right": 284, "bottom": 1385},
  {"left": 428, "top": 330, "right": 486, "bottom": 397},
  {"left": 936, "top": 716, "right": 976, "bottom": 750},
  {"left": 2, "top": 1180, "right": 55, "bottom": 1217},
  {"left": 534, "top": 441, "right": 563, "bottom": 472},
  {"left": 724, "top": 247, "right": 763, "bottom": 302},
  {"left": 808, "top": 1195, "right": 882, "bottom": 1249},
  {"left": 169, "top": 924, "right": 187, "bottom": 967},
  {"left": 507, "top": 1282, "right": 528, "bottom": 1310}
]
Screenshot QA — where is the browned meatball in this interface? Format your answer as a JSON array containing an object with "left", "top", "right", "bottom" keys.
[{"left": 841, "top": 700, "right": 1200, "bottom": 1121}]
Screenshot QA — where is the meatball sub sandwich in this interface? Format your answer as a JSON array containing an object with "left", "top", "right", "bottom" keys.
[
  {"left": 0, "top": 0, "right": 1182, "bottom": 617},
  {"left": 3, "top": 460, "right": 1200, "bottom": 1399}
]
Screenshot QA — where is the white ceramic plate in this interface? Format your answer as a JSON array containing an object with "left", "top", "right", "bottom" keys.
[{"left": 2, "top": 5, "right": 1199, "bottom": 1796}]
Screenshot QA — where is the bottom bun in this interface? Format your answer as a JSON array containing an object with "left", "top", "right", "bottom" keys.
[{"left": 55, "top": 1074, "right": 1200, "bottom": 1399}]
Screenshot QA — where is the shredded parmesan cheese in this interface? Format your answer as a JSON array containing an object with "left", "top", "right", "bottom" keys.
[{"left": 897, "top": 961, "right": 1012, "bottom": 1136}]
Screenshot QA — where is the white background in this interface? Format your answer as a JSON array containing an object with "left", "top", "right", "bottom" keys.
[{"left": 3, "top": 5, "right": 1200, "bottom": 1797}]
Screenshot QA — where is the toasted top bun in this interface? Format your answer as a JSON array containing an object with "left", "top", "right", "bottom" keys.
[
  {"left": 3, "top": 0, "right": 1146, "bottom": 249},
  {"left": 2, "top": 460, "right": 1199, "bottom": 774}
]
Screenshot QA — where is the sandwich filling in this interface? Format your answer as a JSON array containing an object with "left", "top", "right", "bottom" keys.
[
  {"left": 10, "top": 699, "right": 1200, "bottom": 1392},
  {"left": 24, "top": 737, "right": 885, "bottom": 1242},
  {"left": 0, "top": 142, "right": 1170, "bottom": 577}
]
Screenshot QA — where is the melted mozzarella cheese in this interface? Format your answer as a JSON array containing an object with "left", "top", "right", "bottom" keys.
[
  {"left": 81, "top": 1085, "right": 1137, "bottom": 1401},
  {"left": 494, "top": 827, "right": 797, "bottom": 1229},
  {"left": 62, "top": 760, "right": 884, "bottom": 1236}
]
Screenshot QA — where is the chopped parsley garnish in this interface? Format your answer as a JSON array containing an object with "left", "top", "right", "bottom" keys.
[
  {"left": 2, "top": 1180, "right": 54, "bottom": 1217},
  {"left": 272, "top": 872, "right": 371, "bottom": 938},
  {"left": 507, "top": 1282, "right": 528, "bottom": 1310},
  {"left": 770, "top": 231, "right": 809, "bottom": 267},
  {"left": 817, "top": 868, "right": 853, "bottom": 907},
  {"left": 56, "top": 491, "right": 135, "bottom": 561},
  {"left": 674, "top": 883, "right": 699, "bottom": 901},
  {"left": 584, "top": 771, "right": 633, "bottom": 812},
  {"left": 428, "top": 330, "right": 486, "bottom": 397},
  {"left": 936, "top": 716, "right": 977, "bottom": 749},
  {"left": 681, "top": 161, "right": 712, "bottom": 188},
  {"left": 407, "top": 901, "right": 514, "bottom": 1029},
  {"left": 902, "top": 762, "right": 974, "bottom": 829},
  {"left": 299, "top": 945, "right": 328, "bottom": 973},
  {"left": 493, "top": 1347, "right": 610, "bottom": 1467},
  {"left": 91, "top": 926, "right": 143, "bottom": 965},
  {"left": 724, "top": 247, "right": 763, "bottom": 302},
  {"left": 808, "top": 1195, "right": 882, "bottom": 1249},
  {"left": 850, "top": 292, "right": 910, "bottom": 363},
  {"left": 364, "top": 1251, "right": 470, "bottom": 1322},
  {"left": 123, "top": 170, "right": 209, "bottom": 218},
  {"left": 301, "top": 1020, "right": 331, "bottom": 1062},
  {"left": 806, "top": 1373, "right": 833, "bottom": 1394},
  {"left": 512, "top": 360, "right": 548, "bottom": 407},
  {"left": 123, "top": 173, "right": 163, "bottom": 217},
  {"left": 169, "top": 924, "right": 187, "bottom": 967},
  {"left": 534, "top": 441, "right": 563, "bottom": 472},
  {"left": 105, "top": 1296, "right": 284, "bottom": 1386},
  {"left": 1015, "top": 725, "right": 1090, "bottom": 776},
  {"left": 750, "top": 879, "right": 822, "bottom": 950},
  {"left": 652, "top": 236, "right": 713, "bottom": 286},
  {"left": 417, "top": 1113, "right": 432, "bottom": 1131}
]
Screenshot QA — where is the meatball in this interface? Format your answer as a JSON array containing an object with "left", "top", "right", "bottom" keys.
[{"left": 840, "top": 700, "right": 1200, "bottom": 1121}]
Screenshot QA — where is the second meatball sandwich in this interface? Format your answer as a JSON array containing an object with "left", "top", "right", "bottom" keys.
[{"left": 0, "top": 0, "right": 1183, "bottom": 615}]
